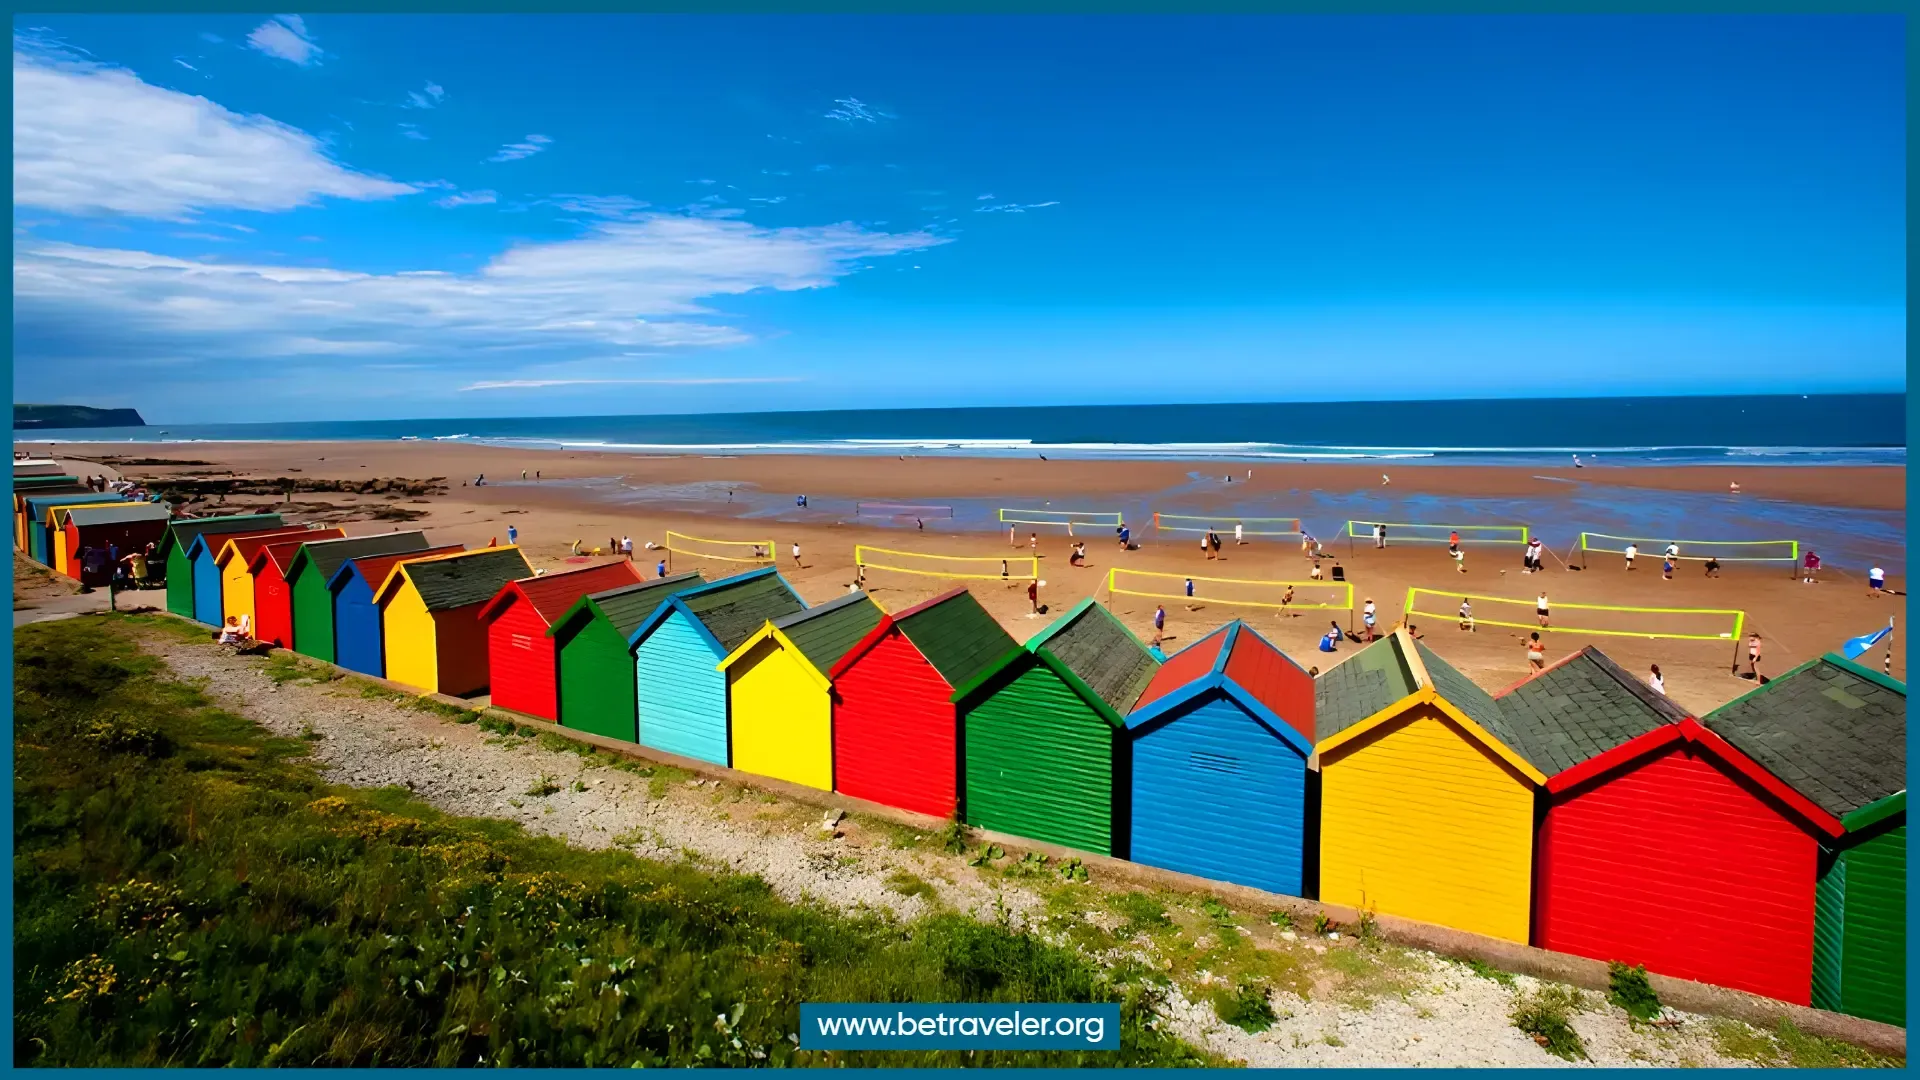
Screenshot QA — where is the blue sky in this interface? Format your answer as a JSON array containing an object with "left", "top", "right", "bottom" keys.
[{"left": 11, "top": 14, "right": 1906, "bottom": 423}]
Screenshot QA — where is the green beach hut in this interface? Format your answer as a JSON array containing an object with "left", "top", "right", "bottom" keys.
[
  {"left": 282, "top": 531, "right": 434, "bottom": 662},
  {"left": 1703, "top": 654, "right": 1906, "bottom": 1026},
  {"left": 952, "top": 598, "right": 1161, "bottom": 857},
  {"left": 547, "top": 571, "right": 706, "bottom": 743},
  {"left": 159, "top": 513, "right": 284, "bottom": 619}
]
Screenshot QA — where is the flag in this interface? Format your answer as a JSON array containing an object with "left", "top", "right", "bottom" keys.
[{"left": 1843, "top": 620, "right": 1894, "bottom": 660}]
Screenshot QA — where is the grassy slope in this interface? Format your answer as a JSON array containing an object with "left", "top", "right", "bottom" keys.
[{"left": 12, "top": 617, "right": 1216, "bottom": 1067}]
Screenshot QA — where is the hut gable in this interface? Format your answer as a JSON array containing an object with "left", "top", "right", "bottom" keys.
[
  {"left": 769, "top": 592, "right": 883, "bottom": 674},
  {"left": 215, "top": 527, "right": 327, "bottom": 570},
  {"left": 1132, "top": 624, "right": 1232, "bottom": 713},
  {"left": 481, "top": 560, "right": 641, "bottom": 626},
  {"left": 551, "top": 572, "right": 706, "bottom": 642},
  {"left": 1032, "top": 599, "right": 1160, "bottom": 716},
  {"left": 1314, "top": 634, "right": 1420, "bottom": 741},
  {"left": 158, "top": 513, "right": 284, "bottom": 562},
  {"left": 1413, "top": 640, "right": 1550, "bottom": 773},
  {"left": 889, "top": 589, "right": 1017, "bottom": 689},
  {"left": 330, "top": 545, "right": 465, "bottom": 594},
  {"left": 679, "top": 569, "right": 807, "bottom": 654},
  {"left": 1496, "top": 647, "right": 1687, "bottom": 776},
  {"left": 385, "top": 547, "right": 533, "bottom": 611},
  {"left": 1704, "top": 656, "right": 1907, "bottom": 821},
  {"left": 64, "top": 503, "right": 169, "bottom": 527},
  {"left": 292, "top": 532, "right": 431, "bottom": 585}
]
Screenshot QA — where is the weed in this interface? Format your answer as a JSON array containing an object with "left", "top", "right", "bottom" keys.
[
  {"left": 570, "top": 780, "right": 588, "bottom": 793},
  {"left": 967, "top": 844, "right": 1006, "bottom": 868},
  {"left": 1209, "top": 979, "right": 1277, "bottom": 1033},
  {"left": 1510, "top": 984, "right": 1588, "bottom": 1062},
  {"left": 477, "top": 713, "right": 519, "bottom": 738},
  {"left": 1606, "top": 961, "right": 1662, "bottom": 1023},
  {"left": 935, "top": 819, "right": 971, "bottom": 854},
  {"left": 1354, "top": 908, "right": 1380, "bottom": 947},
  {"left": 884, "top": 870, "right": 938, "bottom": 901},
  {"left": 1005, "top": 852, "right": 1052, "bottom": 879},
  {"left": 1321, "top": 1032, "right": 1346, "bottom": 1047},
  {"left": 299, "top": 722, "right": 324, "bottom": 741},
  {"left": 1055, "top": 857, "right": 1089, "bottom": 884},
  {"left": 1268, "top": 910, "right": 1295, "bottom": 930},
  {"left": 1200, "top": 897, "right": 1236, "bottom": 928},
  {"left": 1464, "top": 958, "right": 1516, "bottom": 988},
  {"left": 524, "top": 774, "right": 561, "bottom": 798},
  {"left": 1312, "top": 913, "right": 1335, "bottom": 936}
]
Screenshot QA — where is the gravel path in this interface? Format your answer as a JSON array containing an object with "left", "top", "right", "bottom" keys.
[{"left": 143, "top": 631, "right": 1771, "bottom": 1069}]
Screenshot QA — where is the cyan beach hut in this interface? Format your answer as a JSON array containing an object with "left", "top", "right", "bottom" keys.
[
  {"left": 327, "top": 544, "right": 465, "bottom": 676},
  {"left": 952, "top": 598, "right": 1161, "bottom": 858},
  {"left": 546, "top": 572, "right": 707, "bottom": 743},
  {"left": 628, "top": 567, "right": 805, "bottom": 766},
  {"left": 1125, "top": 621, "right": 1317, "bottom": 896},
  {"left": 158, "top": 513, "right": 284, "bottom": 619},
  {"left": 184, "top": 524, "right": 310, "bottom": 626}
]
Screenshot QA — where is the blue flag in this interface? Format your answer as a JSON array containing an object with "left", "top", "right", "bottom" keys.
[{"left": 1843, "top": 621, "right": 1893, "bottom": 660}]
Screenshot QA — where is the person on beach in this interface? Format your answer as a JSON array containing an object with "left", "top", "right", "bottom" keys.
[
  {"left": 1069, "top": 543, "right": 1086, "bottom": 567},
  {"left": 1523, "top": 632, "right": 1545, "bottom": 670},
  {"left": 1280, "top": 584, "right": 1294, "bottom": 616},
  {"left": 791, "top": 542, "right": 802, "bottom": 568},
  {"left": 1374, "top": 523, "right": 1386, "bottom": 549},
  {"left": 1745, "top": 632, "right": 1763, "bottom": 678},
  {"left": 1449, "top": 542, "right": 1466, "bottom": 573},
  {"left": 1450, "top": 530, "right": 1460, "bottom": 547},
  {"left": 1362, "top": 598, "right": 1377, "bottom": 639},
  {"left": 1869, "top": 566, "right": 1886, "bottom": 596},
  {"left": 1234, "top": 522, "right": 1246, "bottom": 546},
  {"left": 1664, "top": 541, "right": 1680, "bottom": 562},
  {"left": 1200, "top": 534, "right": 1211, "bottom": 560},
  {"left": 1648, "top": 664, "right": 1665, "bottom": 695},
  {"left": 1209, "top": 531, "right": 1222, "bottom": 559},
  {"left": 569, "top": 539, "right": 582, "bottom": 556},
  {"left": 1117, "top": 524, "right": 1131, "bottom": 549},
  {"left": 1802, "top": 550, "right": 1821, "bottom": 584},
  {"left": 1011, "top": 525, "right": 1018, "bottom": 548},
  {"left": 1624, "top": 542, "right": 1637, "bottom": 571},
  {"left": 477, "top": 474, "right": 486, "bottom": 486},
  {"left": 521, "top": 470, "right": 527, "bottom": 480},
  {"left": 1729, "top": 481, "right": 1741, "bottom": 494},
  {"left": 1001, "top": 560, "right": 1010, "bottom": 582},
  {"left": 536, "top": 470, "right": 541, "bottom": 481},
  {"left": 1662, "top": 556, "right": 1674, "bottom": 580},
  {"left": 622, "top": 535, "right": 633, "bottom": 559},
  {"left": 507, "top": 524, "right": 518, "bottom": 545},
  {"left": 1301, "top": 532, "right": 1313, "bottom": 555},
  {"left": 1403, "top": 622, "right": 1423, "bottom": 640},
  {"left": 1029, "top": 579, "right": 1041, "bottom": 615},
  {"left": 1704, "top": 556, "right": 1721, "bottom": 578},
  {"left": 1458, "top": 598, "right": 1474, "bottom": 632},
  {"left": 657, "top": 559, "right": 667, "bottom": 578},
  {"left": 1152, "top": 605, "right": 1166, "bottom": 644},
  {"left": 1319, "top": 625, "right": 1340, "bottom": 653},
  {"left": 1184, "top": 577, "right": 1195, "bottom": 601},
  {"left": 1381, "top": 474, "right": 1391, "bottom": 486},
  {"left": 1529, "top": 536, "right": 1545, "bottom": 572},
  {"left": 1030, "top": 533, "right": 1039, "bottom": 557},
  {"left": 1536, "top": 592, "right": 1550, "bottom": 628},
  {"left": 1309, "top": 557, "right": 1323, "bottom": 581},
  {"left": 216, "top": 615, "right": 245, "bottom": 646}
]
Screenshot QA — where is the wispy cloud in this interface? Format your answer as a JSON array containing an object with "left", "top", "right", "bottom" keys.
[
  {"left": 434, "top": 189, "right": 497, "bottom": 208},
  {"left": 173, "top": 58, "right": 197, "bottom": 71},
  {"left": 974, "top": 200, "right": 1060, "bottom": 214},
  {"left": 397, "top": 122, "right": 428, "bottom": 140},
  {"left": 488, "top": 133, "right": 551, "bottom": 163},
  {"left": 461, "top": 376, "right": 804, "bottom": 391},
  {"left": 749, "top": 196, "right": 787, "bottom": 204},
  {"left": 247, "top": 15, "right": 319, "bottom": 66},
  {"left": 823, "top": 97, "right": 893, "bottom": 124},
  {"left": 813, "top": 164, "right": 832, "bottom": 172},
  {"left": 546, "top": 194, "right": 651, "bottom": 220},
  {"left": 12, "top": 45, "right": 416, "bottom": 219},
  {"left": 404, "top": 81, "right": 445, "bottom": 109},
  {"left": 976, "top": 194, "right": 994, "bottom": 200}
]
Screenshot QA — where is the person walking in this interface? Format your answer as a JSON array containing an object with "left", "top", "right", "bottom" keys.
[
  {"left": 1029, "top": 578, "right": 1042, "bottom": 615},
  {"left": 1235, "top": 522, "right": 1246, "bottom": 546},
  {"left": 1449, "top": 541, "right": 1466, "bottom": 573},
  {"left": 1524, "top": 632, "right": 1546, "bottom": 670},
  {"left": 1869, "top": 565, "right": 1886, "bottom": 596},
  {"left": 1152, "top": 604, "right": 1166, "bottom": 644},
  {"left": 1536, "top": 592, "right": 1550, "bottom": 628},
  {"left": 1280, "top": 584, "right": 1294, "bottom": 616},
  {"left": 1458, "top": 597, "right": 1474, "bottom": 632},
  {"left": 656, "top": 558, "right": 668, "bottom": 578},
  {"left": 1624, "top": 542, "right": 1638, "bottom": 571},
  {"left": 1209, "top": 531, "right": 1222, "bottom": 560},
  {"left": 1662, "top": 555, "right": 1674, "bottom": 580},
  {"left": 1362, "top": 598, "right": 1377, "bottom": 640},
  {"left": 791, "top": 541, "right": 803, "bottom": 568},
  {"left": 507, "top": 523, "right": 518, "bottom": 545},
  {"left": 1117, "top": 524, "right": 1131, "bottom": 549},
  {"left": 1374, "top": 522, "right": 1385, "bottom": 549}
]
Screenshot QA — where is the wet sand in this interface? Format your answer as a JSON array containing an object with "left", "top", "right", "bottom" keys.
[{"left": 24, "top": 440, "right": 1906, "bottom": 711}]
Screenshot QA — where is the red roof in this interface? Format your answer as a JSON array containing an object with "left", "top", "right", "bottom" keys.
[
  {"left": 338, "top": 544, "right": 465, "bottom": 590},
  {"left": 251, "top": 537, "right": 313, "bottom": 577},
  {"left": 1222, "top": 622, "right": 1316, "bottom": 745},
  {"left": 478, "top": 559, "right": 643, "bottom": 626},
  {"left": 1132, "top": 623, "right": 1232, "bottom": 712},
  {"left": 217, "top": 527, "right": 343, "bottom": 567}
]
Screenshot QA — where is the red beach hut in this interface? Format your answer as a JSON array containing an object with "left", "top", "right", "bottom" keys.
[
  {"left": 478, "top": 560, "right": 645, "bottom": 721},
  {"left": 828, "top": 587, "right": 1016, "bottom": 818},
  {"left": 1500, "top": 647, "right": 1844, "bottom": 1006},
  {"left": 248, "top": 537, "right": 315, "bottom": 649}
]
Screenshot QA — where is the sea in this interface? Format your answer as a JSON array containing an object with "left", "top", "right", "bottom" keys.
[{"left": 22, "top": 394, "right": 1907, "bottom": 469}]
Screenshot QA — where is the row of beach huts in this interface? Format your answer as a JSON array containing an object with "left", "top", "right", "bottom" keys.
[{"left": 10, "top": 475, "right": 1906, "bottom": 1028}]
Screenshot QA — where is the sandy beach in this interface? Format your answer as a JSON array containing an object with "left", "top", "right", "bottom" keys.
[{"left": 23, "top": 439, "right": 1906, "bottom": 711}]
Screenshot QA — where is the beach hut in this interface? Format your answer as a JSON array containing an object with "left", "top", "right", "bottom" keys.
[
  {"left": 629, "top": 568, "right": 805, "bottom": 765},
  {"left": 248, "top": 536, "right": 346, "bottom": 649},
  {"left": 547, "top": 572, "right": 707, "bottom": 742},
  {"left": 184, "top": 524, "right": 312, "bottom": 626},
  {"left": 1705, "top": 656, "right": 1905, "bottom": 1019},
  {"left": 62, "top": 502, "right": 170, "bottom": 586},
  {"left": 1124, "top": 621, "right": 1317, "bottom": 897},
  {"left": 14, "top": 460, "right": 66, "bottom": 478},
  {"left": 828, "top": 588, "right": 1017, "bottom": 818},
  {"left": 376, "top": 546, "right": 534, "bottom": 696},
  {"left": 720, "top": 592, "right": 883, "bottom": 792},
  {"left": 328, "top": 544, "right": 465, "bottom": 677},
  {"left": 217, "top": 528, "right": 344, "bottom": 633},
  {"left": 478, "top": 560, "right": 645, "bottom": 721},
  {"left": 1500, "top": 646, "right": 1843, "bottom": 1005},
  {"left": 282, "top": 532, "right": 434, "bottom": 663},
  {"left": 13, "top": 478, "right": 82, "bottom": 548},
  {"left": 1314, "top": 629, "right": 1548, "bottom": 944},
  {"left": 25, "top": 493, "right": 121, "bottom": 564},
  {"left": 46, "top": 499, "right": 130, "bottom": 577},
  {"left": 158, "top": 514, "right": 285, "bottom": 620},
  {"left": 952, "top": 598, "right": 1161, "bottom": 858}
]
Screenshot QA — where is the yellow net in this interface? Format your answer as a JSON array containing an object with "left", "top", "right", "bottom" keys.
[
  {"left": 1345, "top": 521, "right": 1530, "bottom": 545},
  {"left": 1108, "top": 568, "right": 1353, "bottom": 611},
  {"left": 1578, "top": 533, "right": 1799, "bottom": 564},
  {"left": 855, "top": 545, "right": 1038, "bottom": 581},
  {"left": 1404, "top": 588, "right": 1745, "bottom": 641},
  {"left": 998, "top": 508, "right": 1124, "bottom": 528},
  {"left": 665, "top": 530, "right": 776, "bottom": 564},
  {"left": 1153, "top": 513, "right": 1303, "bottom": 536}
]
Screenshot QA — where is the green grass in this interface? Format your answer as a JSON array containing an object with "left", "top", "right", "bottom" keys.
[
  {"left": 13, "top": 617, "right": 1217, "bottom": 1068},
  {"left": 1208, "top": 979, "right": 1277, "bottom": 1033},
  {"left": 883, "top": 870, "right": 938, "bottom": 902},
  {"left": 1509, "top": 984, "right": 1588, "bottom": 1062},
  {"left": 1708, "top": 1018, "right": 1904, "bottom": 1070},
  {"left": 1464, "top": 958, "right": 1516, "bottom": 988}
]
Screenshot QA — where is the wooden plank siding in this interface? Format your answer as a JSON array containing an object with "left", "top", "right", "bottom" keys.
[{"left": 963, "top": 660, "right": 1123, "bottom": 857}]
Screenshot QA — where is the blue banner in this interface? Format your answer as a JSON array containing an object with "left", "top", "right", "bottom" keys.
[{"left": 799, "top": 1002, "right": 1121, "bottom": 1050}]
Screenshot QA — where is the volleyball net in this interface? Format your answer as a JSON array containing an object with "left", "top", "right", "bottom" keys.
[
  {"left": 1578, "top": 533, "right": 1799, "bottom": 565},
  {"left": 857, "top": 502, "right": 955, "bottom": 519},
  {"left": 856, "top": 545, "right": 1038, "bottom": 582},
  {"left": 998, "top": 507, "right": 1125, "bottom": 529},
  {"left": 1346, "top": 521, "right": 1530, "bottom": 545},
  {"left": 1404, "top": 588, "right": 1745, "bottom": 642},
  {"left": 1153, "top": 512, "right": 1304, "bottom": 536},
  {"left": 1108, "top": 568, "right": 1354, "bottom": 612},
  {"left": 665, "top": 530, "right": 776, "bottom": 564}
]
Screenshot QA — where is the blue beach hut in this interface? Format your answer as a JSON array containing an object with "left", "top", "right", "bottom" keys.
[
  {"left": 327, "top": 543, "right": 463, "bottom": 677},
  {"left": 628, "top": 567, "right": 805, "bottom": 766},
  {"left": 1124, "top": 621, "right": 1318, "bottom": 897}
]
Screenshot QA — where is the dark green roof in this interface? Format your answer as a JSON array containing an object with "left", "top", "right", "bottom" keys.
[
  {"left": 1314, "top": 634, "right": 1419, "bottom": 741},
  {"left": 1704, "top": 656, "right": 1907, "bottom": 821},
  {"left": 1413, "top": 640, "right": 1545, "bottom": 769},
  {"left": 160, "top": 513, "right": 284, "bottom": 559},
  {"left": 685, "top": 572, "right": 806, "bottom": 654},
  {"left": 587, "top": 572, "right": 706, "bottom": 639},
  {"left": 1037, "top": 603, "right": 1160, "bottom": 715},
  {"left": 895, "top": 590, "right": 1018, "bottom": 690},
  {"left": 1495, "top": 647, "right": 1685, "bottom": 776},
  {"left": 293, "top": 531, "right": 432, "bottom": 584},
  {"left": 399, "top": 547, "right": 533, "bottom": 612},
  {"left": 773, "top": 592, "right": 882, "bottom": 673},
  {"left": 64, "top": 502, "right": 171, "bottom": 526}
]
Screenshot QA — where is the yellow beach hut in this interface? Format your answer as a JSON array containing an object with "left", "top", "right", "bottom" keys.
[
  {"left": 719, "top": 591, "right": 882, "bottom": 792},
  {"left": 1313, "top": 629, "right": 1549, "bottom": 944},
  {"left": 376, "top": 545, "right": 533, "bottom": 697},
  {"left": 216, "top": 527, "right": 344, "bottom": 632}
]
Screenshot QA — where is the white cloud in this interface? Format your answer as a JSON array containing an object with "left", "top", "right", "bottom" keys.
[
  {"left": 247, "top": 15, "right": 319, "bottom": 66},
  {"left": 488, "top": 134, "right": 551, "bottom": 163},
  {"left": 824, "top": 97, "right": 891, "bottom": 123},
  {"left": 405, "top": 81, "right": 445, "bottom": 109},
  {"left": 15, "top": 213, "right": 947, "bottom": 368},
  {"left": 397, "top": 122, "right": 428, "bottom": 140},
  {"left": 13, "top": 46, "right": 417, "bottom": 219},
  {"left": 974, "top": 200, "right": 1061, "bottom": 214},
  {"left": 548, "top": 194, "right": 650, "bottom": 219},
  {"left": 461, "top": 376, "right": 803, "bottom": 391},
  {"left": 434, "top": 189, "right": 498, "bottom": 208}
]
